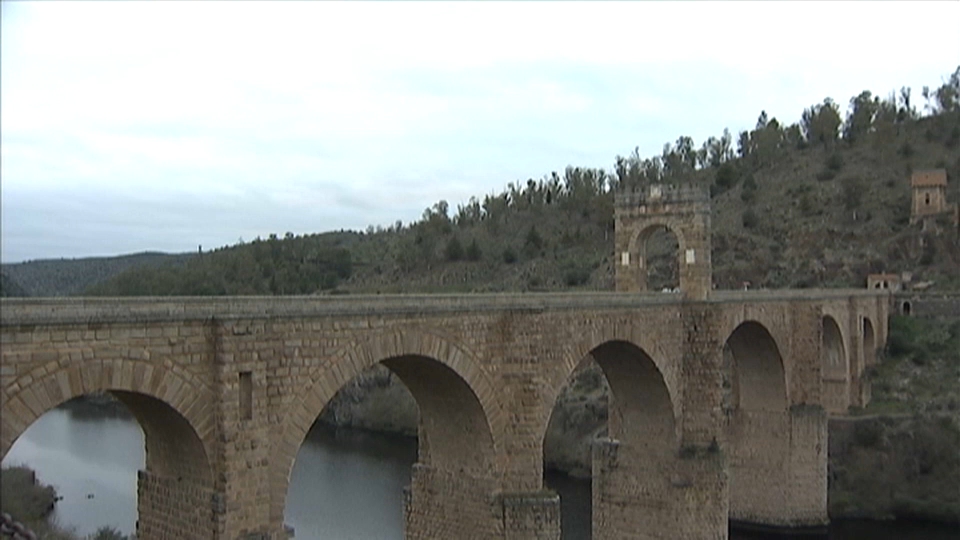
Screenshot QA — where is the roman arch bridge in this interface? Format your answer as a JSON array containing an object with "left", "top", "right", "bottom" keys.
[{"left": 0, "top": 184, "right": 889, "bottom": 539}]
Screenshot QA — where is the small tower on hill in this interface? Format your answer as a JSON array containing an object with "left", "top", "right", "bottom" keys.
[{"left": 909, "top": 169, "right": 948, "bottom": 225}]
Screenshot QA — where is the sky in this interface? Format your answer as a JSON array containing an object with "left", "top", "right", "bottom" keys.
[{"left": 2, "top": 1, "right": 958, "bottom": 263}]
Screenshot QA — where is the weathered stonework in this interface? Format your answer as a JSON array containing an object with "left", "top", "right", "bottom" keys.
[
  {"left": 614, "top": 183, "right": 713, "bottom": 300},
  {"left": 0, "top": 290, "right": 887, "bottom": 539}
]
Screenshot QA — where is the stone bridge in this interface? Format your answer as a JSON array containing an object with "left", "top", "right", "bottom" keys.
[{"left": 0, "top": 289, "right": 887, "bottom": 539}]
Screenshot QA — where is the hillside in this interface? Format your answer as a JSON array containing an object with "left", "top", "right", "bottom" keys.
[
  {"left": 0, "top": 68, "right": 953, "bottom": 298},
  {"left": 1, "top": 252, "right": 194, "bottom": 297},
  {"left": 81, "top": 76, "right": 959, "bottom": 297}
]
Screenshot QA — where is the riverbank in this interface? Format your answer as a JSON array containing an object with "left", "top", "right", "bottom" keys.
[{"left": 0, "top": 466, "right": 132, "bottom": 540}]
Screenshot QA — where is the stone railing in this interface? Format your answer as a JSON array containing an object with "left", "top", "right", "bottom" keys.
[{"left": 0, "top": 289, "right": 887, "bottom": 327}]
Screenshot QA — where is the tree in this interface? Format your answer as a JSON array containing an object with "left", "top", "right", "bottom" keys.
[
  {"left": 934, "top": 66, "right": 960, "bottom": 113},
  {"left": 466, "top": 239, "right": 482, "bottom": 261},
  {"left": 801, "top": 98, "right": 842, "bottom": 148},
  {"left": 523, "top": 226, "right": 543, "bottom": 257},
  {"left": 844, "top": 91, "right": 879, "bottom": 143},
  {"left": 445, "top": 236, "right": 463, "bottom": 261},
  {"left": 898, "top": 86, "right": 917, "bottom": 121}
]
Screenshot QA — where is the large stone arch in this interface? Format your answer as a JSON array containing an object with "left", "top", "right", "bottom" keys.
[
  {"left": 546, "top": 325, "right": 683, "bottom": 449},
  {"left": 820, "top": 314, "right": 849, "bottom": 414},
  {"left": 821, "top": 315, "right": 847, "bottom": 377},
  {"left": 723, "top": 320, "right": 788, "bottom": 412},
  {"left": 1, "top": 359, "right": 218, "bottom": 539},
  {"left": 1, "top": 358, "right": 215, "bottom": 461},
  {"left": 272, "top": 328, "right": 502, "bottom": 529}
]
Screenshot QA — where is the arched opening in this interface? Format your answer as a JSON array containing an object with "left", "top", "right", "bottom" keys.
[
  {"left": 1, "top": 390, "right": 213, "bottom": 539},
  {"left": 862, "top": 318, "right": 876, "bottom": 368},
  {"left": 902, "top": 301, "right": 912, "bottom": 315},
  {"left": 282, "top": 353, "right": 496, "bottom": 539},
  {"left": 724, "top": 322, "right": 787, "bottom": 412},
  {"left": 636, "top": 225, "right": 680, "bottom": 293},
  {"left": 723, "top": 321, "right": 790, "bottom": 526},
  {"left": 821, "top": 315, "right": 847, "bottom": 380},
  {"left": 542, "top": 340, "right": 677, "bottom": 539},
  {"left": 821, "top": 315, "right": 849, "bottom": 414}
]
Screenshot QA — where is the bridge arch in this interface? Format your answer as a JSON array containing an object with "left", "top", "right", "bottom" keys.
[
  {"left": 626, "top": 221, "right": 686, "bottom": 294},
  {"left": 1, "top": 359, "right": 217, "bottom": 538},
  {"left": 723, "top": 320, "right": 788, "bottom": 412},
  {"left": 821, "top": 315, "right": 847, "bottom": 378},
  {"left": 1, "top": 359, "right": 215, "bottom": 461},
  {"left": 862, "top": 316, "right": 876, "bottom": 368},
  {"left": 552, "top": 324, "right": 683, "bottom": 430},
  {"left": 273, "top": 329, "right": 502, "bottom": 526}
]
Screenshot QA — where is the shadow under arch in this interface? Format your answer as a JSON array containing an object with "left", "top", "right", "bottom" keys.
[
  {"left": 862, "top": 316, "right": 876, "bottom": 368},
  {"left": 627, "top": 221, "right": 686, "bottom": 293},
  {"left": 821, "top": 315, "right": 847, "bottom": 376},
  {"left": 723, "top": 320, "right": 788, "bottom": 412},
  {"left": 274, "top": 330, "right": 502, "bottom": 536},
  {"left": 1, "top": 362, "right": 217, "bottom": 539},
  {"left": 856, "top": 316, "right": 877, "bottom": 407}
]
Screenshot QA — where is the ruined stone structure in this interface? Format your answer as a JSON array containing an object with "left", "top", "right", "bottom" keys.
[
  {"left": 909, "top": 169, "right": 957, "bottom": 228},
  {"left": 0, "top": 183, "right": 890, "bottom": 539},
  {"left": 615, "top": 183, "right": 712, "bottom": 300}
]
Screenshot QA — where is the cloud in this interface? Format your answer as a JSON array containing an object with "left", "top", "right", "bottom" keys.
[{"left": 2, "top": 1, "right": 959, "bottom": 262}]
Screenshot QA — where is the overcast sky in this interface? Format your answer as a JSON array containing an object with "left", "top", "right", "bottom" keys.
[{"left": 2, "top": 1, "right": 958, "bottom": 263}]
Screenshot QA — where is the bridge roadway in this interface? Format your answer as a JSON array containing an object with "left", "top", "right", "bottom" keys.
[{"left": 0, "top": 289, "right": 889, "bottom": 539}]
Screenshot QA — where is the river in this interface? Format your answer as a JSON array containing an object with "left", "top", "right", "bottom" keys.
[{"left": 2, "top": 404, "right": 957, "bottom": 539}]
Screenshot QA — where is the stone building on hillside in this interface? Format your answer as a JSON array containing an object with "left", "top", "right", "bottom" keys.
[{"left": 909, "top": 169, "right": 958, "bottom": 230}]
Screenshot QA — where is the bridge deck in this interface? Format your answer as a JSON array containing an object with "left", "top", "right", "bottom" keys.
[{"left": 1, "top": 289, "right": 888, "bottom": 326}]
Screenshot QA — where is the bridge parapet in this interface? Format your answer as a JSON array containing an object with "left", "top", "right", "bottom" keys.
[{"left": 1, "top": 290, "right": 887, "bottom": 326}]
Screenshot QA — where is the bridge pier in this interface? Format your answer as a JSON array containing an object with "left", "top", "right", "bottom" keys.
[
  {"left": 592, "top": 438, "right": 726, "bottom": 540},
  {"left": 727, "top": 405, "right": 828, "bottom": 529},
  {"left": 136, "top": 470, "right": 219, "bottom": 539},
  {"left": 499, "top": 491, "right": 561, "bottom": 540},
  {"left": 403, "top": 463, "right": 504, "bottom": 539}
]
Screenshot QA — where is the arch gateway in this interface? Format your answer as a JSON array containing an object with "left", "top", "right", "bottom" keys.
[{"left": 1, "top": 183, "right": 889, "bottom": 539}]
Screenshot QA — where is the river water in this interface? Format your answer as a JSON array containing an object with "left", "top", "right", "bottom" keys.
[{"left": 2, "top": 404, "right": 957, "bottom": 539}]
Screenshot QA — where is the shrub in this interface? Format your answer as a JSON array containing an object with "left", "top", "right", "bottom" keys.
[
  {"left": 444, "top": 236, "right": 463, "bottom": 261},
  {"left": 742, "top": 208, "right": 759, "bottom": 229},
  {"left": 842, "top": 177, "right": 864, "bottom": 210},
  {"left": 715, "top": 163, "right": 740, "bottom": 191},
  {"left": 563, "top": 264, "right": 591, "bottom": 286},
  {"left": 825, "top": 152, "right": 845, "bottom": 171},
  {"left": 465, "top": 239, "right": 482, "bottom": 262},
  {"left": 502, "top": 247, "right": 517, "bottom": 264},
  {"left": 741, "top": 175, "right": 758, "bottom": 203}
]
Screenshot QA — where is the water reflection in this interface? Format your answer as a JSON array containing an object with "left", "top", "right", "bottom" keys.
[
  {"left": 285, "top": 424, "right": 417, "bottom": 540},
  {"left": 2, "top": 407, "right": 143, "bottom": 537},
  {"left": 2, "top": 403, "right": 957, "bottom": 540}
]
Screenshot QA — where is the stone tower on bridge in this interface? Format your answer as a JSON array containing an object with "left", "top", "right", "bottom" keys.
[{"left": 614, "top": 182, "right": 713, "bottom": 300}]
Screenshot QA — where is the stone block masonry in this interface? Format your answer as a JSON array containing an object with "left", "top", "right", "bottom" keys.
[{"left": 0, "top": 289, "right": 887, "bottom": 539}]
